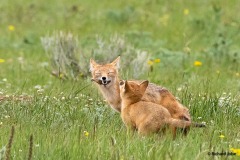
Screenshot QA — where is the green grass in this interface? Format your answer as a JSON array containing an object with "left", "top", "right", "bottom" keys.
[{"left": 0, "top": 0, "right": 240, "bottom": 159}]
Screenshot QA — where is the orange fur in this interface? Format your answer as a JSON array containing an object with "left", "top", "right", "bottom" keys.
[
  {"left": 119, "top": 80, "right": 192, "bottom": 138},
  {"left": 90, "top": 57, "right": 121, "bottom": 112},
  {"left": 90, "top": 57, "right": 190, "bottom": 119},
  {"left": 90, "top": 57, "right": 205, "bottom": 135}
]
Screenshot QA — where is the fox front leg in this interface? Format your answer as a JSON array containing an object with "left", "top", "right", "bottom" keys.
[{"left": 169, "top": 126, "right": 177, "bottom": 140}]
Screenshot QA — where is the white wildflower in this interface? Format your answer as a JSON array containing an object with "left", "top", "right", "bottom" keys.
[
  {"left": 177, "top": 87, "right": 182, "bottom": 92},
  {"left": 39, "top": 62, "right": 49, "bottom": 67},
  {"left": 34, "top": 85, "right": 42, "bottom": 90},
  {"left": 4, "top": 115, "right": 10, "bottom": 119}
]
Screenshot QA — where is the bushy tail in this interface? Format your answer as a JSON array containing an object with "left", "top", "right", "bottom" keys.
[
  {"left": 191, "top": 122, "right": 206, "bottom": 128},
  {"left": 168, "top": 119, "right": 192, "bottom": 128},
  {"left": 168, "top": 119, "right": 206, "bottom": 128}
]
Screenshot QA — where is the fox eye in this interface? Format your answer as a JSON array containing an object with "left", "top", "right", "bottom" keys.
[
  {"left": 95, "top": 72, "right": 101, "bottom": 76},
  {"left": 108, "top": 71, "right": 114, "bottom": 75}
]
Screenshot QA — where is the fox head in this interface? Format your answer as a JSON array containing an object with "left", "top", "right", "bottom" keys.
[
  {"left": 119, "top": 80, "right": 149, "bottom": 104},
  {"left": 90, "top": 57, "right": 120, "bottom": 87}
]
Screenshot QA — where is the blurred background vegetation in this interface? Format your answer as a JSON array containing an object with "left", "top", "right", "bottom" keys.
[{"left": 1, "top": 0, "right": 239, "bottom": 80}]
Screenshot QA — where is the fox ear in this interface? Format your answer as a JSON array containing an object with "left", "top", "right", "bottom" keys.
[
  {"left": 90, "top": 59, "right": 99, "bottom": 72},
  {"left": 124, "top": 80, "right": 131, "bottom": 92},
  {"left": 119, "top": 80, "right": 129, "bottom": 93},
  {"left": 111, "top": 56, "right": 120, "bottom": 69},
  {"left": 119, "top": 80, "right": 125, "bottom": 86},
  {"left": 140, "top": 80, "right": 149, "bottom": 93}
]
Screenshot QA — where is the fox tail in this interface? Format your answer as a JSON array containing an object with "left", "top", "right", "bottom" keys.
[{"left": 168, "top": 119, "right": 206, "bottom": 128}]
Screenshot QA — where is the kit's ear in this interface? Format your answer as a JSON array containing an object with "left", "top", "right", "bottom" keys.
[
  {"left": 119, "top": 80, "right": 130, "bottom": 92},
  {"left": 124, "top": 80, "right": 132, "bottom": 92},
  {"left": 90, "top": 58, "right": 99, "bottom": 72},
  {"left": 111, "top": 56, "right": 120, "bottom": 69},
  {"left": 119, "top": 80, "right": 125, "bottom": 86},
  {"left": 140, "top": 80, "right": 149, "bottom": 93},
  {"left": 119, "top": 80, "right": 127, "bottom": 93}
]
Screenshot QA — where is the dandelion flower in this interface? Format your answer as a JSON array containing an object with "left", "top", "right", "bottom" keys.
[
  {"left": 147, "top": 60, "right": 154, "bottom": 66},
  {"left": 219, "top": 134, "right": 225, "bottom": 138},
  {"left": 8, "top": 25, "right": 15, "bottom": 31},
  {"left": 194, "top": 61, "right": 202, "bottom": 67},
  {"left": 0, "top": 59, "right": 5, "bottom": 63},
  {"left": 84, "top": 131, "right": 89, "bottom": 137},
  {"left": 59, "top": 73, "right": 64, "bottom": 78},
  {"left": 236, "top": 73, "right": 239, "bottom": 77},
  {"left": 184, "top": 9, "right": 189, "bottom": 15},
  {"left": 230, "top": 148, "right": 240, "bottom": 156},
  {"left": 154, "top": 59, "right": 161, "bottom": 63}
]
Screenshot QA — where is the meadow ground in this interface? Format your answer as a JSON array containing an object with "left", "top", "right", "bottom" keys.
[{"left": 0, "top": 0, "right": 240, "bottom": 159}]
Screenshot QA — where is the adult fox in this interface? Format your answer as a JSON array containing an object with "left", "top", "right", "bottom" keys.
[{"left": 90, "top": 57, "right": 203, "bottom": 135}]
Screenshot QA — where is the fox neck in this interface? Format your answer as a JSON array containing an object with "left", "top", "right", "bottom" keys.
[
  {"left": 121, "top": 96, "right": 141, "bottom": 112},
  {"left": 97, "top": 78, "right": 121, "bottom": 112},
  {"left": 121, "top": 100, "right": 131, "bottom": 112}
]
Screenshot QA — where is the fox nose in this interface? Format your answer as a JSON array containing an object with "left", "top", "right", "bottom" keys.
[{"left": 102, "top": 77, "right": 106, "bottom": 81}]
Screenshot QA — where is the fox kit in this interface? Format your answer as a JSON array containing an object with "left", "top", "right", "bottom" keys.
[
  {"left": 119, "top": 80, "right": 194, "bottom": 137},
  {"left": 90, "top": 57, "right": 191, "bottom": 121}
]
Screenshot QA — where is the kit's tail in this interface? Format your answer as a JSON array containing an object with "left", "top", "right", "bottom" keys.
[{"left": 168, "top": 119, "right": 206, "bottom": 128}]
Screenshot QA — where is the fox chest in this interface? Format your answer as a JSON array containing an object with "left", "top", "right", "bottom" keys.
[
  {"left": 121, "top": 109, "right": 136, "bottom": 128},
  {"left": 98, "top": 86, "right": 121, "bottom": 112}
]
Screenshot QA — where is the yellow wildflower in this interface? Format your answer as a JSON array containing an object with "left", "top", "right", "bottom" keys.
[
  {"left": 184, "top": 46, "right": 191, "bottom": 54},
  {"left": 8, "top": 25, "right": 15, "bottom": 31},
  {"left": 216, "top": 70, "right": 220, "bottom": 74},
  {"left": 159, "top": 14, "right": 170, "bottom": 26},
  {"left": 84, "top": 131, "right": 89, "bottom": 137},
  {"left": 154, "top": 59, "right": 161, "bottom": 63},
  {"left": 230, "top": 148, "right": 240, "bottom": 156},
  {"left": 59, "top": 73, "right": 64, "bottom": 78},
  {"left": 184, "top": 9, "right": 189, "bottom": 15},
  {"left": 194, "top": 61, "right": 202, "bottom": 67},
  {"left": 236, "top": 72, "right": 239, "bottom": 77},
  {"left": 219, "top": 134, "right": 225, "bottom": 138},
  {"left": 0, "top": 59, "right": 5, "bottom": 63},
  {"left": 79, "top": 73, "right": 84, "bottom": 77},
  {"left": 147, "top": 60, "right": 154, "bottom": 66}
]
